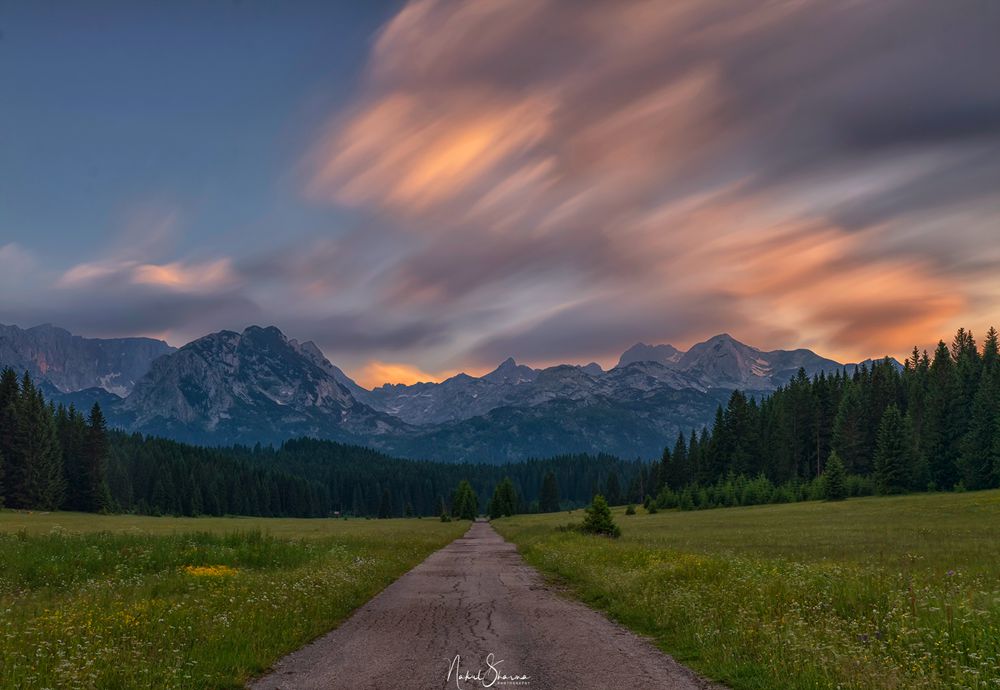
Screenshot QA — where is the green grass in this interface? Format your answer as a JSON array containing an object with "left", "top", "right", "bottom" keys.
[
  {"left": 0, "top": 511, "right": 467, "bottom": 689},
  {"left": 494, "top": 491, "right": 1000, "bottom": 690}
]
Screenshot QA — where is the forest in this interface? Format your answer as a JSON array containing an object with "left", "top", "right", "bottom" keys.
[{"left": 648, "top": 327, "right": 1000, "bottom": 510}]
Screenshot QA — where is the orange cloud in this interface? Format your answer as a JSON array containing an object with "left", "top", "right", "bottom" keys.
[
  {"left": 307, "top": 91, "right": 554, "bottom": 215},
  {"left": 58, "top": 258, "right": 236, "bottom": 294},
  {"left": 662, "top": 201, "right": 966, "bottom": 361},
  {"left": 131, "top": 259, "right": 235, "bottom": 292}
]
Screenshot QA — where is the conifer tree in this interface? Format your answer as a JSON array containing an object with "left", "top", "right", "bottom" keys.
[
  {"left": 58, "top": 405, "right": 88, "bottom": 510},
  {"left": 378, "top": 487, "right": 392, "bottom": 518},
  {"left": 959, "top": 327, "right": 999, "bottom": 490},
  {"left": 581, "top": 494, "right": 620, "bottom": 537},
  {"left": 488, "top": 477, "right": 518, "bottom": 518},
  {"left": 822, "top": 450, "right": 848, "bottom": 501},
  {"left": 604, "top": 471, "right": 622, "bottom": 505},
  {"left": 923, "top": 341, "right": 962, "bottom": 489},
  {"left": 13, "top": 376, "right": 65, "bottom": 509},
  {"left": 667, "top": 432, "right": 688, "bottom": 489},
  {"left": 1, "top": 370, "right": 23, "bottom": 507},
  {"left": 874, "top": 404, "right": 913, "bottom": 495},
  {"left": 832, "top": 384, "right": 866, "bottom": 473},
  {"left": 653, "top": 446, "right": 670, "bottom": 493},
  {"left": 82, "top": 403, "right": 111, "bottom": 512},
  {"left": 451, "top": 480, "right": 478, "bottom": 520},
  {"left": 539, "top": 471, "right": 560, "bottom": 513}
]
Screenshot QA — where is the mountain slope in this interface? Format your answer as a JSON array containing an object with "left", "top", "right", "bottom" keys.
[
  {"left": 0, "top": 322, "right": 174, "bottom": 395},
  {"left": 618, "top": 342, "right": 682, "bottom": 367},
  {"left": 674, "top": 333, "right": 844, "bottom": 390},
  {"left": 120, "top": 326, "right": 408, "bottom": 445},
  {"left": 372, "top": 386, "right": 731, "bottom": 463}
]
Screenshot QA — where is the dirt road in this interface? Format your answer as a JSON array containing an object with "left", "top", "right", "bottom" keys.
[{"left": 249, "top": 520, "right": 720, "bottom": 690}]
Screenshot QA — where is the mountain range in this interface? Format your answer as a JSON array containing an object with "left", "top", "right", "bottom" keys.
[{"left": 0, "top": 322, "right": 896, "bottom": 462}]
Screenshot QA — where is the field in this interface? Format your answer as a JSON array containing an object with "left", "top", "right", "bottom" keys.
[
  {"left": 494, "top": 491, "right": 1000, "bottom": 690},
  {"left": 0, "top": 511, "right": 467, "bottom": 689}
]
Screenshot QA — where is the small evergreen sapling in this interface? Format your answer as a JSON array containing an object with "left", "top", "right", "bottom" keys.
[{"left": 581, "top": 494, "right": 621, "bottom": 537}]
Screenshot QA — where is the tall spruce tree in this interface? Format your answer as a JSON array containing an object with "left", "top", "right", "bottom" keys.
[
  {"left": 924, "top": 341, "right": 962, "bottom": 490},
  {"left": 604, "top": 471, "right": 622, "bottom": 505},
  {"left": 832, "top": 384, "right": 866, "bottom": 473},
  {"left": 13, "top": 375, "right": 65, "bottom": 510},
  {"left": 488, "top": 477, "right": 518, "bottom": 518},
  {"left": 874, "top": 404, "right": 913, "bottom": 495},
  {"left": 539, "top": 470, "right": 560, "bottom": 512},
  {"left": 0, "top": 367, "right": 18, "bottom": 506},
  {"left": 57, "top": 404, "right": 88, "bottom": 510},
  {"left": 960, "top": 327, "right": 1000, "bottom": 489},
  {"left": 81, "top": 403, "right": 111, "bottom": 512},
  {"left": 452, "top": 480, "right": 478, "bottom": 520}
]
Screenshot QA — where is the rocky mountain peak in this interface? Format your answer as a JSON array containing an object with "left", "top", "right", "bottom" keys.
[
  {"left": 0, "top": 321, "right": 175, "bottom": 396},
  {"left": 617, "top": 342, "right": 683, "bottom": 367},
  {"left": 122, "top": 325, "right": 360, "bottom": 432},
  {"left": 482, "top": 357, "right": 538, "bottom": 384}
]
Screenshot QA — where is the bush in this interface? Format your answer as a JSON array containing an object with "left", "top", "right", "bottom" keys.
[
  {"left": 581, "top": 494, "right": 621, "bottom": 538},
  {"left": 625, "top": 504, "right": 636, "bottom": 515}
]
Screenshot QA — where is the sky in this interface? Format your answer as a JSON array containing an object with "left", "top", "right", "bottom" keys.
[{"left": 2, "top": 0, "right": 999, "bottom": 388}]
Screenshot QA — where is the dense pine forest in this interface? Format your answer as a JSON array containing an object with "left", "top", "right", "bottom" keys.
[
  {"left": 105, "top": 434, "right": 644, "bottom": 518},
  {"left": 649, "top": 327, "right": 1000, "bottom": 510}
]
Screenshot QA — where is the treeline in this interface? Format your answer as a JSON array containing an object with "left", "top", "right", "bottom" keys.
[
  {"left": 107, "top": 439, "right": 646, "bottom": 518},
  {"left": 0, "top": 369, "right": 111, "bottom": 512},
  {"left": 0, "top": 367, "right": 646, "bottom": 518},
  {"left": 226, "top": 439, "right": 646, "bottom": 517},
  {"left": 650, "top": 327, "right": 1000, "bottom": 509}
]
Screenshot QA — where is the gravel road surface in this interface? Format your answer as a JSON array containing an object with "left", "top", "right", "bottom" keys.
[{"left": 249, "top": 520, "right": 721, "bottom": 690}]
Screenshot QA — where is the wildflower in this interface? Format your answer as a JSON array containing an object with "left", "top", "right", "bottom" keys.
[{"left": 182, "top": 565, "right": 238, "bottom": 577}]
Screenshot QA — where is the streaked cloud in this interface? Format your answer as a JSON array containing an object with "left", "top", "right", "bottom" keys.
[
  {"left": 58, "top": 258, "right": 237, "bottom": 294},
  {"left": 4, "top": 0, "right": 999, "bottom": 385},
  {"left": 298, "top": 0, "right": 1000, "bottom": 369}
]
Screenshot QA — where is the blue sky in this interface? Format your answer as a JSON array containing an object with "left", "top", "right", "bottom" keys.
[
  {"left": 2, "top": 1, "right": 999, "bottom": 387},
  {"left": 1, "top": 1, "right": 394, "bottom": 259}
]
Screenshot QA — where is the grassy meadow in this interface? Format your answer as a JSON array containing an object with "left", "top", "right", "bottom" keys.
[
  {"left": 0, "top": 511, "right": 467, "bottom": 689},
  {"left": 494, "top": 491, "right": 1000, "bottom": 690}
]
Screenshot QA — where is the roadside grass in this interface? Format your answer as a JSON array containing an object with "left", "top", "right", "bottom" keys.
[
  {"left": 493, "top": 491, "right": 1000, "bottom": 690},
  {"left": 0, "top": 511, "right": 467, "bottom": 689}
]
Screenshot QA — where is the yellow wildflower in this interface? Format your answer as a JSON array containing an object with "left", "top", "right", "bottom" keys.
[{"left": 183, "top": 565, "right": 238, "bottom": 577}]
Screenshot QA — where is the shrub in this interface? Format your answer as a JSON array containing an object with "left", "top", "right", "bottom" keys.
[{"left": 625, "top": 504, "right": 636, "bottom": 515}]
